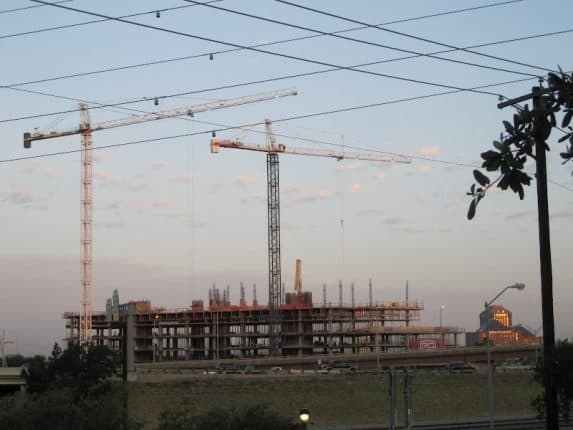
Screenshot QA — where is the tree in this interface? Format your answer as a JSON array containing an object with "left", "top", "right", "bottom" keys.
[
  {"left": 156, "top": 404, "right": 301, "bottom": 430},
  {"left": 466, "top": 71, "right": 573, "bottom": 429},
  {"left": 467, "top": 71, "right": 573, "bottom": 215},
  {"left": 533, "top": 340, "right": 573, "bottom": 421},
  {"left": 1, "top": 342, "right": 139, "bottom": 430},
  {"left": 25, "top": 342, "right": 119, "bottom": 401}
]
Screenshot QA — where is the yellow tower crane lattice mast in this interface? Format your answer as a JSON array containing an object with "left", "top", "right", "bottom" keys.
[
  {"left": 23, "top": 89, "right": 298, "bottom": 343},
  {"left": 210, "top": 119, "right": 411, "bottom": 356}
]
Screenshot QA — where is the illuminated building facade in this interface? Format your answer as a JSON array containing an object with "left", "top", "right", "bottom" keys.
[{"left": 466, "top": 304, "right": 541, "bottom": 346}]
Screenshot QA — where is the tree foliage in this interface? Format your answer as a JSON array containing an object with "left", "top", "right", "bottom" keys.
[
  {"left": 156, "top": 404, "right": 302, "bottom": 430},
  {"left": 25, "top": 342, "right": 119, "bottom": 400},
  {"left": 0, "top": 386, "right": 137, "bottom": 430},
  {"left": 532, "top": 340, "right": 573, "bottom": 421},
  {"left": 467, "top": 71, "right": 573, "bottom": 219},
  {"left": 0, "top": 342, "right": 138, "bottom": 430}
]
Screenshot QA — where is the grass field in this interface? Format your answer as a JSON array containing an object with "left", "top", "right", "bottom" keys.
[{"left": 128, "top": 372, "right": 540, "bottom": 429}]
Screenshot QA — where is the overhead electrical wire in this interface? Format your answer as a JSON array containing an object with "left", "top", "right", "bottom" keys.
[
  {"left": 0, "top": 0, "right": 72, "bottom": 15},
  {"left": 274, "top": 0, "right": 555, "bottom": 74},
  {"left": 0, "top": 75, "right": 550, "bottom": 166},
  {"left": 27, "top": 0, "right": 510, "bottom": 98},
  {"left": 2, "top": 76, "right": 572, "bottom": 193},
  {"left": 182, "top": 0, "right": 538, "bottom": 77},
  {"left": 6, "top": 2, "right": 563, "bottom": 91},
  {"left": 0, "top": 0, "right": 524, "bottom": 38},
  {"left": 0, "top": 50, "right": 543, "bottom": 125},
  {"left": 3, "top": 27, "right": 571, "bottom": 105},
  {"left": 0, "top": 1, "right": 222, "bottom": 41}
]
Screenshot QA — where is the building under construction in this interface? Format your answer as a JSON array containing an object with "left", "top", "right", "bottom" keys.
[{"left": 63, "top": 282, "right": 464, "bottom": 363}]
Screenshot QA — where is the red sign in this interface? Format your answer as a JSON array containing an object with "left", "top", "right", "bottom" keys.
[{"left": 409, "top": 338, "right": 444, "bottom": 350}]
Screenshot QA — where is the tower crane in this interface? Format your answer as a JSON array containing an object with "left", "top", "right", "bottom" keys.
[
  {"left": 23, "top": 89, "right": 297, "bottom": 343},
  {"left": 210, "top": 119, "right": 410, "bottom": 355}
]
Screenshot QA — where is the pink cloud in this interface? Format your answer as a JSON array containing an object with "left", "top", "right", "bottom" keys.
[
  {"left": 234, "top": 175, "right": 261, "bottom": 188},
  {"left": 416, "top": 145, "right": 439, "bottom": 157},
  {"left": 348, "top": 184, "right": 364, "bottom": 194},
  {"left": 152, "top": 197, "right": 171, "bottom": 208},
  {"left": 176, "top": 172, "right": 199, "bottom": 182}
]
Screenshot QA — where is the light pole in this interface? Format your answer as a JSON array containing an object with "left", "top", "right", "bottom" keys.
[
  {"left": 439, "top": 305, "right": 446, "bottom": 329},
  {"left": 299, "top": 408, "right": 310, "bottom": 429},
  {"left": 484, "top": 282, "right": 525, "bottom": 430},
  {"left": 440, "top": 305, "right": 446, "bottom": 348},
  {"left": 153, "top": 315, "right": 159, "bottom": 363}
]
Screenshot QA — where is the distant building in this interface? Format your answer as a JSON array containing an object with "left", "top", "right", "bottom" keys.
[{"left": 465, "top": 304, "right": 541, "bottom": 346}]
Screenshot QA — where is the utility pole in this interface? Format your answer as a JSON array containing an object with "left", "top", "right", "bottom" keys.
[
  {"left": 388, "top": 367, "right": 397, "bottom": 430},
  {"left": 404, "top": 369, "right": 413, "bottom": 430},
  {"left": 498, "top": 85, "right": 558, "bottom": 430}
]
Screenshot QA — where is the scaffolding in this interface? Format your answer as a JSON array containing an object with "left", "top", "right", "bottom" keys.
[{"left": 64, "top": 295, "right": 463, "bottom": 363}]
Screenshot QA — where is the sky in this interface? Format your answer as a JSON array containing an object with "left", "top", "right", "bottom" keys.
[{"left": 1, "top": 0, "right": 572, "bottom": 355}]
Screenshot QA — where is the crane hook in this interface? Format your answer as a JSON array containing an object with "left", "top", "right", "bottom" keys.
[{"left": 156, "top": 10, "right": 160, "bottom": 18}]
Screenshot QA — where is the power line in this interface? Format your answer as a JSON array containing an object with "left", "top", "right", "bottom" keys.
[
  {"left": 182, "top": 0, "right": 536, "bottom": 78},
  {"left": 185, "top": 0, "right": 540, "bottom": 78},
  {"left": 274, "top": 0, "right": 555, "bottom": 74},
  {"left": 0, "top": 50, "right": 541, "bottom": 125},
  {"left": 0, "top": 75, "right": 543, "bottom": 166},
  {"left": 0, "top": 0, "right": 72, "bottom": 15},
  {"left": 0, "top": 1, "right": 222, "bottom": 41},
  {"left": 28, "top": 1, "right": 504, "bottom": 98},
  {"left": 7, "top": 2, "right": 561, "bottom": 90}
]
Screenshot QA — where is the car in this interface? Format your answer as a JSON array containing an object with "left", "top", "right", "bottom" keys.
[
  {"left": 448, "top": 362, "right": 476, "bottom": 374},
  {"left": 215, "top": 362, "right": 241, "bottom": 374},
  {"left": 269, "top": 366, "right": 282, "bottom": 373},
  {"left": 243, "top": 365, "right": 264, "bottom": 374}
]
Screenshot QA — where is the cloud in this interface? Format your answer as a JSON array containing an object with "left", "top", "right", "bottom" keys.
[
  {"left": 291, "top": 188, "right": 332, "bottom": 203},
  {"left": 92, "top": 152, "right": 108, "bottom": 162},
  {"left": 282, "top": 220, "right": 314, "bottom": 230},
  {"left": 128, "top": 183, "right": 149, "bottom": 191},
  {"left": 1, "top": 190, "right": 44, "bottom": 206},
  {"left": 505, "top": 211, "right": 531, "bottom": 220},
  {"left": 248, "top": 192, "right": 265, "bottom": 201},
  {"left": 234, "top": 175, "right": 261, "bottom": 189},
  {"left": 416, "top": 145, "right": 439, "bottom": 157},
  {"left": 283, "top": 186, "right": 305, "bottom": 195},
  {"left": 104, "top": 198, "right": 153, "bottom": 210},
  {"left": 165, "top": 211, "right": 208, "bottom": 227},
  {"left": 20, "top": 163, "right": 58, "bottom": 178},
  {"left": 152, "top": 197, "right": 171, "bottom": 208},
  {"left": 92, "top": 169, "right": 109, "bottom": 179},
  {"left": 152, "top": 160, "right": 169, "bottom": 169},
  {"left": 383, "top": 215, "right": 409, "bottom": 225},
  {"left": 176, "top": 172, "right": 199, "bottom": 182},
  {"left": 552, "top": 210, "right": 573, "bottom": 219},
  {"left": 348, "top": 184, "right": 364, "bottom": 194},
  {"left": 334, "top": 162, "right": 367, "bottom": 173},
  {"left": 399, "top": 227, "right": 453, "bottom": 234},
  {"left": 95, "top": 220, "right": 127, "bottom": 228},
  {"left": 355, "top": 208, "right": 383, "bottom": 217}
]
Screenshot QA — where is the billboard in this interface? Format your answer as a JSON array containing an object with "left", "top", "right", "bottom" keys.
[{"left": 409, "top": 337, "right": 444, "bottom": 350}]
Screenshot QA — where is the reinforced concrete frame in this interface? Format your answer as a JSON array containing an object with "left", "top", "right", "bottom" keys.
[{"left": 64, "top": 300, "right": 464, "bottom": 363}]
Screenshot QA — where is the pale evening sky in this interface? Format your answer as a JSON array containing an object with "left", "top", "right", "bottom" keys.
[{"left": 1, "top": 0, "right": 572, "bottom": 355}]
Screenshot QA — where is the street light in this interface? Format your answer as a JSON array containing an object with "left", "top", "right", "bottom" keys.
[
  {"left": 484, "top": 282, "right": 525, "bottom": 430},
  {"left": 299, "top": 408, "right": 310, "bottom": 429}
]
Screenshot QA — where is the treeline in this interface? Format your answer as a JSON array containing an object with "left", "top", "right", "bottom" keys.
[{"left": 0, "top": 342, "right": 302, "bottom": 430}]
